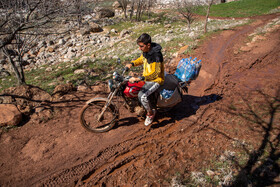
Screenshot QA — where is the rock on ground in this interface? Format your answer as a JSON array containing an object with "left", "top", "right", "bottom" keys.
[
  {"left": 52, "top": 83, "right": 75, "bottom": 97},
  {"left": 0, "top": 104, "right": 22, "bottom": 126}
]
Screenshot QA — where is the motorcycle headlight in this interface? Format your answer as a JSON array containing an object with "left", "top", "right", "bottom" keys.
[
  {"left": 113, "top": 71, "right": 119, "bottom": 80},
  {"left": 108, "top": 79, "right": 115, "bottom": 92}
]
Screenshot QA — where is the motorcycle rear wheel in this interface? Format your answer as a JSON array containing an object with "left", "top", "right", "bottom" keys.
[{"left": 79, "top": 100, "right": 118, "bottom": 133}]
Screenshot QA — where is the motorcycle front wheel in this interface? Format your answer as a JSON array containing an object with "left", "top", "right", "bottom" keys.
[{"left": 79, "top": 100, "right": 118, "bottom": 133}]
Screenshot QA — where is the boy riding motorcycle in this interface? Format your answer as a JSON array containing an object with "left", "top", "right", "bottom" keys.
[{"left": 126, "top": 33, "right": 164, "bottom": 126}]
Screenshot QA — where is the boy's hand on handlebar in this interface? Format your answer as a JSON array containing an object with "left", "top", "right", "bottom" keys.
[
  {"left": 129, "top": 77, "right": 140, "bottom": 83},
  {"left": 125, "top": 63, "right": 133, "bottom": 69}
]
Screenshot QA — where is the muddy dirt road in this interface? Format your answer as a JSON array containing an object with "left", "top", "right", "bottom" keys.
[{"left": 0, "top": 14, "right": 279, "bottom": 186}]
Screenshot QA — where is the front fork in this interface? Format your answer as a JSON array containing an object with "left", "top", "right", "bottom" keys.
[
  {"left": 98, "top": 67, "right": 131, "bottom": 121},
  {"left": 97, "top": 84, "right": 121, "bottom": 121}
]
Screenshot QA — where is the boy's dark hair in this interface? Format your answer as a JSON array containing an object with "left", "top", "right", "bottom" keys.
[{"left": 137, "top": 33, "right": 151, "bottom": 45}]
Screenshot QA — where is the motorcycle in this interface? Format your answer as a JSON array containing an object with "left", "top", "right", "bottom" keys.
[{"left": 79, "top": 64, "right": 188, "bottom": 133}]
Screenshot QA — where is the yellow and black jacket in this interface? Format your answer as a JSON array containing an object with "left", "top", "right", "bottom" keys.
[{"left": 131, "top": 43, "right": 164, "bottom": 85}]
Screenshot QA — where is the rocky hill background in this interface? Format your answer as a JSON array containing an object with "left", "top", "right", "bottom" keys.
[{"left": 0, "top": 1, "right": 250, "bottom": 91}]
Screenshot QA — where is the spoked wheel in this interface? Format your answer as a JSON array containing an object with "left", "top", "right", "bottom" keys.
[{"left": 79, "top": 100, "right": 118, "bottom": 133}]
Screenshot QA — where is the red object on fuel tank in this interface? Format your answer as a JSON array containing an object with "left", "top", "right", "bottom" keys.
[{"left": 124, "top": 81, "right": 145, "bottom": 98}]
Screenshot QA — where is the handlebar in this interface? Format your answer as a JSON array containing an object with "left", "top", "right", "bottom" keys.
[
  {"left": 122, "top": 66, "right": 130, "bottom": 75},
  {"left": 118, "top": 64, "right": 140, "bottom": 83}
]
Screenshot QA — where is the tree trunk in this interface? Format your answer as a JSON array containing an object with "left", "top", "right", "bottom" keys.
[
  {"left": 3, "top": 47, "right": 25, "bottom": 85},
  {"left": 124, "top": 7, "right": 127, "bottom": 19},
  {"left": 75, "top": 0, "right": 82, "bottom": 27},
  {"left": 147, "top": 0, "right": 151, "bottom": 19},
  {"left": 130, "top": 1, "right": 135, "bottom": 20},
  {"left": 204, "top": 0, "right": 214, "bottom": 33},
  {"left": 136, "top": 2, "right": 141, "bottom": 21},
  {"left": 17, "top": 54, "right": 25, "bottom": 83}
]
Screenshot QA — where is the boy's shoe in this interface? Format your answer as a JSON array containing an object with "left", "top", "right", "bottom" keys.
[{"left": 144, "top": 109, "right": 156, "bottom": 126}]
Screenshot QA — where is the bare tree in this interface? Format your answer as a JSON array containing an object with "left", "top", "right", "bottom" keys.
[
  {"left": 135, "top": 0, "right": 148, "bottom": 21},
  {"left": 204, "top": 0, "right": 214, "bottom": 33},
  {"left": 128, "top": 0, "right": 156, "bottom": 21},
  {"left": 72, "top": 0, "right": 98, "bottom": 25},
  {"left": 174, "top": 0, "right": 199, "bottom": 30},
  {"left": 135, "top": 0, "right": 144, "bottom": 21},
  {"left": 146, "top": 0, "right": 155, "bottom": 19},
  {"left": 75, "top": 0, "right": 82, "bottom": 25},
  {"left": 0, "top": 0, "right": 82, "bottom": 85},
  {"left": 130, "top": 0, "right": 135, "bottom": 20},
  {"left": 118, "top": 0, "right": 129, "bottom": 19}
]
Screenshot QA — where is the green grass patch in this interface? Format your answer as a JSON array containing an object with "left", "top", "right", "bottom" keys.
[
  {"left": 141, "top": 11, "right": 175, "bottom": 23},
  {"left": 24, "top": 62, "right": 84, "bottom": 93},
  {"left": 195, "top": 0, "right": 280, "bottom": 17},
  {"left": 98, "top": 0, "right": 115, "bottom": 8},
  {"left": 0, "top": 75, "right": 17, "bottom": 92},
  {"left": 106, "top": 21, "right": 135, "bottom": 34},
  {"left": 20, "top": 58, "right": 120, "bottom": 93},
  {"left": 131, "top": 24, "right": 166, "bottom": 39}
]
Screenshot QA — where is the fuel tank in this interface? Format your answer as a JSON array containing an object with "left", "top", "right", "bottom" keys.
[{"left": 123, "top": 81, "right": 145, "bottom": 98}]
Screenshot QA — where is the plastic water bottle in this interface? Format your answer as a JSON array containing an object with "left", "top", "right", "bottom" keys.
[
  {"left": 175, "top": 58, "right": 187, "bottom": 81},
  {"left": 176, "top": 60, "right": 181, "bottom": 69},
  {"left": 190, "top": 57, "right": 198, "bottom": 80},
  {"left": 193, "top": 60, "right": 201, "bottom": 79},
  {"left": 190, "top": 63, "right": 196, "bottom": 80},
  {"left": 161, "top": 89, "right": 174, "bottom": 99},
  {"left": 189, "top": 57, "right": 192, "bottom": 63},
  {"left": 185, "top": 57, "right": 195, "bottom": 81},
  {"left": 174, "top": 59, "right": 184, "bottom": 79},
  {"left": 183, "top": 58, "right": 191, "bottom": 81},
  {"left": 189, "top": 64, "right": 196, "bottom": 81},
  {"left": 161, "top": 89, "right": 166, "bottom": 98},
  {"left": 167, "top": 90, "right": 174, "bottom": 98},
  {"left": 191, "top": 57, "right": 197, "bottom": 65}
]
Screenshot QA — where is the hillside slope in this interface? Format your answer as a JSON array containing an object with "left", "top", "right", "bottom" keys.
[{"left": 0, "top": 13, "right": 279, "bottom": 186}]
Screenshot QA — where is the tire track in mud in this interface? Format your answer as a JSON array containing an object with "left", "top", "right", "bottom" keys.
[
  {"left": 189, "top": 15, "right": 276, "bottom": 96},
  {"left": 37, "top": 102, "right": 217, "bottom": 186},
  {"left": 38, "top": 124, "right": 177, "bottom": 186}
]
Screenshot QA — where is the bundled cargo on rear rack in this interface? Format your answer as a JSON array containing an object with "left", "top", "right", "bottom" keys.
[
  {"left": 157, "top": 57, "right": 202, "bottom": 107},
  {"left": 174, "top": 57, "right": 202, "bottom": 84}
]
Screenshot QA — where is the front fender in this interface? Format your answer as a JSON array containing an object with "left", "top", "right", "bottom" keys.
[{"left": 86, "top": 97, "right": 108, "bottom": 105}]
